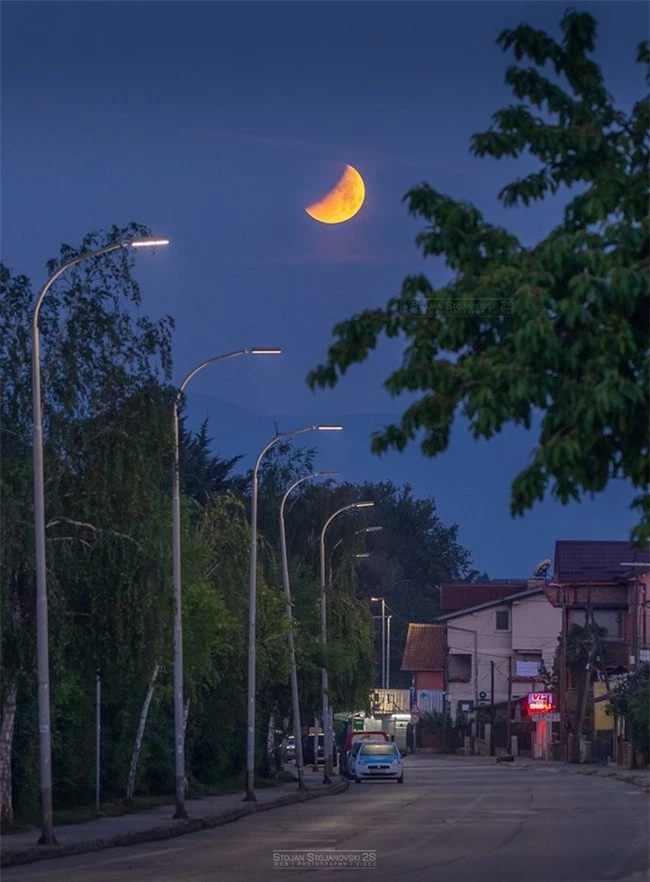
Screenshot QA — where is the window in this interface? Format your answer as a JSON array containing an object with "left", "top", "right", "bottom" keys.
[
  {"left": 359, "top": 743, "right": 399, "bottom": 757},
  {"left": 514, "top": 654, "right": 542, "bottom": 677},
  {"left": 569, "top": 609, "right": 624, "bottom": 640},
  {"left": 448, "top": 654, "right": 472, "bottom": 682},
  {"left": 495, "top": 609, "right": 510, "bottom": 631}
]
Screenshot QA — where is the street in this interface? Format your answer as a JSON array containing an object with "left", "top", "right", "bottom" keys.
[{"left": 4, "top": 757, "right": 649, "bottom": 882}]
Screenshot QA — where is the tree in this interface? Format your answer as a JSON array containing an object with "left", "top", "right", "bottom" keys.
[
  {"left": 607, "top": 665, "right": 650, "bottom": 766},
  {"left": 178, "top": 415, "right": 242, "bottom": 507},
  {"left": 0, "top": 226, "right": 176, "bottom": 819},
  {"left": 307, "top": 10, "right": 649, "bottom": 546}
]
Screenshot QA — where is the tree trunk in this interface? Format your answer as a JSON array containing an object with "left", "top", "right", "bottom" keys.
[
  {"left": 0, "top": 679, "right": 18, "bottom": 828},
  {"left": 125, "top": 663, "right": 159, "bottom": 804},
  {"left": 267, "top": 712, "right": 277, "bottom": 777},
  {"left": 182, "top": 698, "right": 190, "bottom": 796}
]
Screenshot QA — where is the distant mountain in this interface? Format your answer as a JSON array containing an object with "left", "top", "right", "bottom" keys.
[{"left": 185, "top": 394, "right": 638, "bottom": 580}]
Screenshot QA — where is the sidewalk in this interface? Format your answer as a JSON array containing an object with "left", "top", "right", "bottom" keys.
[
  {"left": 1, "top": 768, "right": 348, "bottom": 869},
  {"left": 418, "top": 752, "right": 650, "bottom": 790}
]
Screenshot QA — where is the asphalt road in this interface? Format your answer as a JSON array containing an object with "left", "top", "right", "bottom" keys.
[{"left": 4, "top": 757, "right": 649, "bottom": 882}]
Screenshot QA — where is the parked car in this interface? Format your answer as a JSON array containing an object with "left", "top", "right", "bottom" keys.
[
  {"left": 342, "top": 730, "right": 390, "bottom": 774},
  {"left": 345, "top": 741, "right": 364, "bottom": 779},
  {"left": 354, "top": 741, "right": 404, "bottom": 784},
  {"left": 285, "top": 735, "right": 296, "bottom": 762}
]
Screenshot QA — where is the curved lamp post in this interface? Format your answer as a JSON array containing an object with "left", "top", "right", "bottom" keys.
[
  {"left": 31, "top": 236, "right": 169, "bottom": 845},
  {"left": 171, "top": 348, "right": 281, "bottom": 819},
  {"left": 328, "top": 526, "right": 382, "bottom": 584},
  {"left": 279, "top": 470, "right": 338, "bottom": 791},
  {"left": 245, "top": 425, "right": 343, "bottom": 802},
  {"left": 319, "top": 502, "right": 374, "bottom": 783}
]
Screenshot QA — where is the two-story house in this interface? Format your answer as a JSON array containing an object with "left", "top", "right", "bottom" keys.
[
  {"left": 543, "top": 540, "right": 650, "bottom": 764},
  {"left": 437, "top": 586, "right": 561, "bottom": 716}
]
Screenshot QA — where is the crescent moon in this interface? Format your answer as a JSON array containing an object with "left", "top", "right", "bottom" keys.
[{"left": 305, "top": 164, "right": 366, "bottom": 224}]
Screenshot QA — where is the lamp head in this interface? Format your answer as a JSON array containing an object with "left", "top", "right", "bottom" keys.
[
  {"left": 249, "top": 348, "right": 282, "bottom": 355},
  {"left": 130, "top": 238, "right": 170, "bottom": 248},
  {"left": 315, "top": 425, "right": 343, "bottom": 431},
  {"left": 354, "top": 502, "right": 374, "bottom": 509}
]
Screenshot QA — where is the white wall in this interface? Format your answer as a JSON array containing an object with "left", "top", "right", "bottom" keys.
[{"left": 445, "top": 593, "right": 561, "bottom": 718}]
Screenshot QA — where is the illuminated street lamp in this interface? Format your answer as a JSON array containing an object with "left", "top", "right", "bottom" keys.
[
  {"left": 320, "top": 502, "right": 375, "bottom": 783},
  {"left": 328, "top": 526, "right": 382, "bottom": 584},
  {"left": 245, "top": 425, "right": 343, "bottom": 802},
  {"left": 171, "top": 348, "right": 281, "bottom": 818},
  {"left": 279, "top": 470, "right": 338, "bottom": 791},
  {"left": 31, "top": 237, "right": 169, "bottom": 844}
]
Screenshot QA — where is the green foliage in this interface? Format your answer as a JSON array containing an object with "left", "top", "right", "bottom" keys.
[
  {"left": 419, "top": 711, "right": 444, "bottom": 734},
  {"left": 1, "top": 225, "right": 478, "bottom": 822},
  {"left": 607, "top": 665, "right": 650, "bottom": 765},
  {"left": 307, "top": 10, "right": 649, "bottom": 545}
]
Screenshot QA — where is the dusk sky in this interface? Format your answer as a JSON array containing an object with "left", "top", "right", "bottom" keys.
[{"left": 3, "top": 1, "right": 647, "bottom": 578}]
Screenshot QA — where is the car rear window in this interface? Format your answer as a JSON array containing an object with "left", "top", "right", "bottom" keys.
[{"left": 359, "top": 743, "right": 399, "bottom": 756}]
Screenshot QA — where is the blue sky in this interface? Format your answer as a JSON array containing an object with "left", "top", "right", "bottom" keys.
[{"left": 2, "top": 1, "right": 647, "bottom": 576}]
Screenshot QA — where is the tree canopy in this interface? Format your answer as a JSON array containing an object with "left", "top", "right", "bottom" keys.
[{"left": 307, "top": 10, "right": 649, "bottom": 545}]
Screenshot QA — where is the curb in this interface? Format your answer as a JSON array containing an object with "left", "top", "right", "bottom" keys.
[{"left": 1, "top": 778, "right": 349, "bottom": 869}]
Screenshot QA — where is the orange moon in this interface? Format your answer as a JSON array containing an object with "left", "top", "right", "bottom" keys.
[{"left": 305, "top": 164, "right": 366, "bottom": 224}]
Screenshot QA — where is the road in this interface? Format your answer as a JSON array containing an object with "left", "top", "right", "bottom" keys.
[{"left": 4, "top": 757, "right": 649, "bottom": 882}]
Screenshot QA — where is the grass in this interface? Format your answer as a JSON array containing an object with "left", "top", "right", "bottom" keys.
[{"left": 7, "top": 770, "right": 299, "bottom": 831}]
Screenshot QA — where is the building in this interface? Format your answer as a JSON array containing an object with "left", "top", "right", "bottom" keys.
[
  {"left": 400, "top": 623, "right": 446, "bottom": 713},
  {"left": 437, "top": 584, "right": 562, "bottom": 758},
  {"left": 543, "top": 540, "right": 650, "bottom": 764}
]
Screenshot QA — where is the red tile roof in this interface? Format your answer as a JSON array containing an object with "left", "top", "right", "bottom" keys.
[
  {"left": 439, "top": 582, "right": 529, "bottom": 613},
  {"left": 401, "top": 624, "right": 446, "bottom": 672},
  {"left": 554, "top": 541, "right": 649, "bottom": 583}
]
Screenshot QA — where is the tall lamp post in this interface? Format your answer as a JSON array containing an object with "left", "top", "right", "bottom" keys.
[
  {"left": 320, "top": 502, "right": 375, "bottom": 783},
  {"left": 371, "top": 597, "right": 387, "bottom": 689},
  {"left": 245, "top": 425, "right": 343, "bottom": 802},
  {"left": 386, "top": 614, "right": 392, "bottom": 690},
  {"left": 31, "top": 236, "right": 169, "bottom": 844},
  {"left": 171, "top": 348, "right": 281, "bottom": 818},
  {"left": 279, "top": 470, "right": 339, "bottom": 791}
]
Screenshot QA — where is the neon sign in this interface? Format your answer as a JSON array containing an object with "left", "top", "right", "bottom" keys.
[{"left": 527, "top": 692, "right": 554, "bottom": 713}]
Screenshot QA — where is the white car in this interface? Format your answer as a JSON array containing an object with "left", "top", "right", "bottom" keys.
[{"left": 354, "top": 741, "right": 404, "bottom": 783}]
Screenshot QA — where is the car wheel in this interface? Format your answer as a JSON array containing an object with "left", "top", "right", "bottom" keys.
[
  {"left": 355, "top": 776, "right": 362, "bottom": 784},
  {"left": 397, "top": 775, "right": 404, "bottom": 783}
]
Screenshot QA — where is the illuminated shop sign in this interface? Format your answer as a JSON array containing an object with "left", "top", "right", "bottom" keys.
[{"left": 527, "top": 692, "right": 554, "bottom": 713}]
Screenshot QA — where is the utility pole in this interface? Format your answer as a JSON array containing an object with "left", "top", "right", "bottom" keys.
[
  {"left": 560, "top": 588, "right": 568, "bottom": 763},
  {"left": 576, "top": 591, "right": 595, "bottom": 763},
  {"left": 507, "top": 655, "right": 512, "bottom": 753},
  {"left": 490, "top": 660, "right": 495, "bottom": 757}
]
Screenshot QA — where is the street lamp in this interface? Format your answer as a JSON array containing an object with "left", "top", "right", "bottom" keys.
[
  {"left": 320, "top": 502, "right": 374, "bottom": 783},
  {"left": 245, "top": 425, "right": 343, "bottom": 802},
  {"left": 279, "top": 470, "right": 339, "bottom": 791},
  {"left": 31, "top": 235, "right": 169, "bottom": 844},
  {"left": 385, "top": 603, "right": 391, "bottom": 690},
  {"left": 371, "top": 597, "right": 387, "bottom": 690},
  {"left": 171, "top": 348, "right": 281, "bottom": 819},
  {"left": 328, "top": 526, "right": 382, "bottom": 584}
]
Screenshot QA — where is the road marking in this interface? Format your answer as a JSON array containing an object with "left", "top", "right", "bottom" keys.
[{"left": 5, "top": 844, "right": 197, "bottom": 878}]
